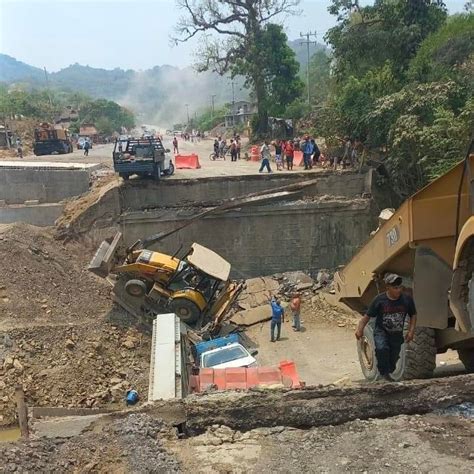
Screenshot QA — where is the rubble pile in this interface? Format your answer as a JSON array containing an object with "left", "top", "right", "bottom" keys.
[
  {"left": 0, "top": 322, "right": 151, "bottom": 426},
  {"left": 0, "top": 414, "right": 181, "bottom": 472}
]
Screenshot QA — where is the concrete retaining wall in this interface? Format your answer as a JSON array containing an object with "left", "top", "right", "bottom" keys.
[
  {"left": 0, "top": 204, "right": 64, "bottom": 226},
  {"left": 120, "top": 199, "right": 376, "bottom": 277},
  {"left": 0, "top": 169, "right": 90, "bottom": 204}
]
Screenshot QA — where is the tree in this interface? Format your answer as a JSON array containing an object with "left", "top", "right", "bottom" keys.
[
  {"left": 325, "top": 0, "right": 447, "bottom": 81},
  {"left": 174, "top": 0, "right": 300, "bottom": 136}
]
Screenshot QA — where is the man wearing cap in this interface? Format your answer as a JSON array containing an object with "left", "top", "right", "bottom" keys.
[{"left": 355, "top": 273, "right": 417, "bottom": 381}]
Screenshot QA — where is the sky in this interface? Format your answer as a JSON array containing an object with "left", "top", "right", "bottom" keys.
[{"left": 0, "top": 0, "right": 467, "bottom": 72}]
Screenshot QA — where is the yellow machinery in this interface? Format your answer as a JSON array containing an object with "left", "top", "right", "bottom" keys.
[
  {"left": 89, "top": 232, "right": 242, "bottom": 327},
  {"left": 335, "top": 143, "right": 474, "bottom": 380}
]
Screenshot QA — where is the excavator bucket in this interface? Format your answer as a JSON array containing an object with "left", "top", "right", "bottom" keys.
[{"left": 88, "top": 232, "right": 123, "bottom": 278}]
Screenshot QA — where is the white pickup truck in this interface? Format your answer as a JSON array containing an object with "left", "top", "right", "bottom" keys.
[{"left": 200, "top": 342, "right": 258, "bottom": 369}]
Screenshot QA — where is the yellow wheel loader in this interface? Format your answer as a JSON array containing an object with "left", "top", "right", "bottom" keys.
[
  {"left": 335, "top": 142, "right": 474, "bottom": 380},
  {"left": 88, "top": 232, "right": 242, "bottom": 327}
]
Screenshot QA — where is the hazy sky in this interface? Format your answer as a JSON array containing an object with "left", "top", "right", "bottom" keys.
[{"left": 0, "top": 0, "right": 467, "bottom": 71}]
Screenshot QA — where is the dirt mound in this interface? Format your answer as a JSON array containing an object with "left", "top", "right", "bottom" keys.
[
  {"left": 0, "top": 222, "right": 110, "bottom": 326},
  {"left": 0, "top": 315, "right": 151, "bottom": 426}
]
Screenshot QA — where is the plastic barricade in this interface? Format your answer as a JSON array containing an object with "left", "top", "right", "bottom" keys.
[
  {"left": 293, "top": 151, "right": 304, "bottom": 167},
  {"left": 250, "top": 146, "right": 260, "bottom": 162},
  {"left": 175, "top": 153, "right": 201, "bottom": 169}
]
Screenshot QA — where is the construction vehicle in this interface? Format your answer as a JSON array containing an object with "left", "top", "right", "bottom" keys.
[
  {"left": 335, "top": 142, "right": 474, "bottom": 380},
  {"left": 113, "top": 136, "right": 174, "bottom": 180},
  {"left": 89, "top": 232, "right": 242, "bottom": 327},
  {"left": 33, "top": 123, "right": 73, "bottom": 156}
]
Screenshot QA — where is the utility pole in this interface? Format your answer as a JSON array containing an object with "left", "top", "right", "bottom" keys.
[
  {"left": 211, "top": 95, "right": 216, "bottom": 120},
  {"left": 43, "top": 67, "right": 54, "bottom": 118},
  {"left": 185, "top": 103, "right": 190, "bottom": 125},
  {"left": 300, "top": 31, "right": 317, "bottom": 106},
  {"left": 231, "top": 80, "right": 235, "bottom": 106}
]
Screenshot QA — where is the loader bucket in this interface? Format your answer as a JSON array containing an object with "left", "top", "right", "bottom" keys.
[{"left": 88, "top": 232, "right": 123, "bottom": 278}]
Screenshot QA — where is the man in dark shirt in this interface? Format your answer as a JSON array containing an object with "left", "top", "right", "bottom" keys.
[{"left": 355, "top": 273, "right": 417, "bottom": 381}]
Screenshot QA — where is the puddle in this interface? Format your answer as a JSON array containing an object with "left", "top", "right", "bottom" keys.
[
  {"left": 435, "top": 402, "right": 474, "bottom": 419},
  {"left": 0, "top": 427, "right": 21, "bottom": 442}
]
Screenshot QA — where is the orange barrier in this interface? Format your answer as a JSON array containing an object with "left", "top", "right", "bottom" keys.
[
  {"left": 250, "top": 146, "right": 260, "bottom": 162},
  {"left": 175, "top": 153, "right": 201, "bottom": 169},
  {"left": 293, "top": 150, "right": 304, "bottom": 167},
  {"left": 190, "top": 360, "right": 303, "bottom": 392}
]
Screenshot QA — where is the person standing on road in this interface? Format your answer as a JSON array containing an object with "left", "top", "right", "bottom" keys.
[
  {"left": 270, "top": 297, "right": 284, "bottom": 342},
  {"left": 83, "top": 139, "right": 90, "bottom": 157},
  {"left": 16, "top": 138, "right": 23, "bottom": 159},
  {"left": 355, "top": 273, "right": 417, "bottom": 382},
  {"left": 301, "top": 135, "right": 314, "bottom": 170},
  {"left": 236, "top": 136, "right": 241, "bottom": 160},
  {"left": 284, "top": 140, "right": 295, "bottom": 170},
  {"left": 259, "top": 140, "right": 272, "bottom": 173},
  {"left": 230, "top": 139, "right": 238, "bottom": 162},
  {"left": 290, "top": 292, "right": 302, "bottom": 331},
  {"left": 311, "top": 138, "right": 321, "bottom": 167},
  {"left": 274, "top": 140, "right": 283, "bottom": 171},
  {"left": 173, "top": 136, "right": 179, "bottom": 154}
]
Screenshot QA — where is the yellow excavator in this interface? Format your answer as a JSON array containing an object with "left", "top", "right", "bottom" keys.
[
  {"left": 335, "top": 141, "right": 474, "bottom": 380},
  {"left": 89, "top": 232, "right": 242, "bottom": 327}
]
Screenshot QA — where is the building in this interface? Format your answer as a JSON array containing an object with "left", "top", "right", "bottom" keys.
[
  {"left": 79, "top": 123, "right": 99, "bottom": 143},
  {"left": 224, "top": 101, "right": 256, "bottom": 128}
]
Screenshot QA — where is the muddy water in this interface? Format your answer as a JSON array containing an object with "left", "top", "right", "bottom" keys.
[{"left": 0, "top": 427, "right": 21, "bottom": 442}]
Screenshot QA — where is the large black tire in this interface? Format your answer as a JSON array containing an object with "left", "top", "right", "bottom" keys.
[
  {"left": 458, "top": 348, "right": 474, "bottom": 372},
  {"left": 169, "top": 298, "right": 201, "bottom": 324},
  {"left": 165, "top": 162, "right": 175, "bottom": 176},
  {"left": 391, "top": 327, "right": 436, "bottom": 380},
  {"left": 125, "top": 279, "right": 147, "bottom": 298},
  {"left": 153, "top": 163, "right": 161, "bottom": 180},
  {"left": 357, "top": 325, "right": 436, "bottom": 381},
  {"left": 119, "top": 173, "right": 130, "bottom": 181}
]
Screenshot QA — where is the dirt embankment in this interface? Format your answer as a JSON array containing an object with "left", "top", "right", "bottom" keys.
[{"left": 0, "top": 223, "right": 151, "bottom": 427}]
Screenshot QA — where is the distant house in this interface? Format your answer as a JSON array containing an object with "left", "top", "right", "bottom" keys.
[
  {"left": 55, "top": 106, "right": 79, "bottom": 129},
  {"left": 224, "top": 101, "right": 256, "bottom": 128},
  {"left": 79, "top": 123, "right": 99, "bottom": 143}
]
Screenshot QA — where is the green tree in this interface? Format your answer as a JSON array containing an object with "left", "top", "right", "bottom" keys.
[
  {"left": 307, "top": 49, "right": 332, "bottom": 107},
  {"left": 174, "top": 0, "right": 300, "bottom": 136}
]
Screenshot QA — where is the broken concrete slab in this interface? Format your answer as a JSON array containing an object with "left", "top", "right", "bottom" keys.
[{"left": 230, "top": 305, "right": 271, "bottom": 326}]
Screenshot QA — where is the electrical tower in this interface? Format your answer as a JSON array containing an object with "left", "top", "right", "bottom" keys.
[{"left": 300, "top": 31, "right": 318, "bottom": 106}]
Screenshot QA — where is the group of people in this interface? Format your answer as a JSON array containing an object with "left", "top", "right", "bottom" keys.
[
  {"left": 213, "top": 135, "right": 242, "bottom": 161},
  {"left": 179, "top": 131, "right": 203, "bottom": 143},
  {"left": 259, "top": 136, "right": 321, "bottom": 173},
  {"left": 269, "top": 293, "right": 302, "bottom": 342}
]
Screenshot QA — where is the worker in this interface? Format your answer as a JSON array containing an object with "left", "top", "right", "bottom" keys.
[
  {"left": 301, "top": 135, "right": 314, "bottom": 170},
  {"left": 270, "top": 296, "right": 284, "bottom": 342},
  {"left": 259, "top": 140, "right": 272, "bottom": 173},
  {"left": 290, "top": 292, "right": 302, "bottom": 331},
  {"left": 83, "top": 139, "right": 90, "bottom": 157},
  {"left": 172, "top": 136, "right": 179, "bottom": 154},
  {"left": 355, "top": 273, "right": 417, "bottom": 382}
]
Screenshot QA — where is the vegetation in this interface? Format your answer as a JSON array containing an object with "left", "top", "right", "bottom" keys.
[
  {"left": 0, "top": 85, "right": 135, "bottom": 135},
  {"left": 175, "top": 0, "right": 303, "bottom": 137},
  {"left": 308, "top": 1, "right": 473, "bottom": 197}
]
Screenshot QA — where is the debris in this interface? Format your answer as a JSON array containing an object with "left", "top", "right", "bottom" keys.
[{"left": 65, "top": 339, "right": 75, "bottom": 349}]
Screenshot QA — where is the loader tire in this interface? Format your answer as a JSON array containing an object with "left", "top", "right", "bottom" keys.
[
  {"left": 391, "top": 327, "right": 436, "bottom": 381},
  {"left": 169, "top": 298, "right": 200, "bottom": 324},
  {"left": 458, "top": 348, "right": 474, "bottom": 372},
  {"left": 357, "top": 324, "right": 379, "bottom": 382},
  {"left": 125, "top": 279, "right": 147, "bottom": 298}
]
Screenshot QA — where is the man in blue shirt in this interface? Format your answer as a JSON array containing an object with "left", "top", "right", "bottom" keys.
[
  {"left": 270, "top": 297, "right": 284, "bottom": 342},
  {"left": 301, "top": 135, "right": 314, "bottom": 170}
]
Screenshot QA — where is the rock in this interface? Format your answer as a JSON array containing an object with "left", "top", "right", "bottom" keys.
[
  {"left": 13, "top": 359, "right": 23, "bottom": 372},
  {"left": 122, "top": 339, "right": 136, "bottom": 349},
  {"left": 398, "top": 442, "right": 411, "bottom": 448},
  {"left": 65, "top": 339, "right": 75, "bottom": 349},
  {"left": 296, "top": 282, "right": 313, "bottom": 291},
  {"left": 3, "top": 356, "right": 14, "bottom": 370},
  {"left": 0, "top": 380, "right": 6, "bottom": 389}
]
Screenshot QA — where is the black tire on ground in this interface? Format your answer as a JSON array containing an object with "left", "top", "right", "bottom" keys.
[
  {"left": 124, "top": 279, "right": 147, "bottom": 298},
  {"left": 153, "top": 163, "right": 161, "bottom": 180},
  {"left": 458, "top": 348, "right": 474, "bottom": 372},
  {"left": 119, "top": 173, "right": 130, "bottom": 180},
  {"left": 357, "top": 325, "right": 436, "bottom": 381},
  {"left": 169, "top": 298, "right": 201, "bottom": 324}
]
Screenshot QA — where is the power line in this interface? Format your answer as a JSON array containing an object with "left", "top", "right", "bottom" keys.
[{"left": 300, "top": 31, "right": 317, "bottom": 106}]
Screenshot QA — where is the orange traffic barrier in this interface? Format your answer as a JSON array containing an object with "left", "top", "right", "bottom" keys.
[
  {"left": 293, "top": 150, "right": 304, "bottom": 167},
  {"left": 279, "top": 360, "right": 301, "bottom": 388},
  {"left": 250, "top": 146, "right": 260, "bottom": 162},
  {"left": 175, "top": 153, "right": 201, "bottom": 169}
]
